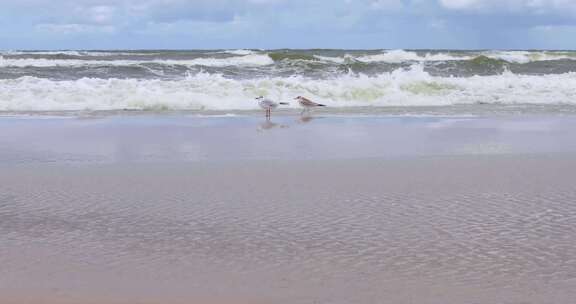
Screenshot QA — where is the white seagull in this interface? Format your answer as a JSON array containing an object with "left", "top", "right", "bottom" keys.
[
  {"left": 256, "top": 96, "right": 288, "bottom": 118},
  {"left": 295, "top": 96, "right": 326, "bottom": 114}
]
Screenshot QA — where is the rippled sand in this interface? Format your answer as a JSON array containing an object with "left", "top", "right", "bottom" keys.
[{"left": 1, "top": 116, "right": 576, "bottom": 303}]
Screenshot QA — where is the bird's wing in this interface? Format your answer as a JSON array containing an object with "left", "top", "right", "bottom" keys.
[
  {"left": 300, "top": 97, "right": 321, "bottom": 106},
  {"left": 261, "top": 99, "right": 277, "bottom": 107}
]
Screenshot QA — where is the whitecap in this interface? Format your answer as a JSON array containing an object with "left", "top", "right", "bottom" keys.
[
  {"left": 0, "top": 54, "right": 274, "bottom": 68},
  {"left": 1, "top": 66, "right": 576, "bottom": 112}
]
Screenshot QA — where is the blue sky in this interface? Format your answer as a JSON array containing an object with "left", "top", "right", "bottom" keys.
[{"left": 1, "top": 0, "right": 576, "bottom": 50}]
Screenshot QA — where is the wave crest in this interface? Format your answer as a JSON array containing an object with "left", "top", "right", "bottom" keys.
[
  {"left": 1, "top": 66, "right": 576, "bottom": 111},
  {"left": 0, "top": 54, "right": 274, "bottom": 68}
]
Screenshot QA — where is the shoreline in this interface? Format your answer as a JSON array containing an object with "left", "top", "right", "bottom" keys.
[{"left": 2, "top": 103, "right": 576, "bottom": 118}]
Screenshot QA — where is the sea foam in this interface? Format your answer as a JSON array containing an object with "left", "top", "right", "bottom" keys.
[
  {"left": 1, "top": 66, "right": 575, "bottom": 111},
  {"left": 0, "top": 54, "right": 273, "bottom": 68}
]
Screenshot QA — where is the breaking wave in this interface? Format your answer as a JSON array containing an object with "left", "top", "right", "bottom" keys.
[
  {"left": 2, "top": 49, "right": 576, "bottom": 69},
  {"left": 1, "top": 66, "right": 575, "bottom": 112},
  {"left": 0, "top": 54, "right": 274, "bottom": 68},
  {"left": 353, "top": 50, "right": 576, "bottom": 64}
]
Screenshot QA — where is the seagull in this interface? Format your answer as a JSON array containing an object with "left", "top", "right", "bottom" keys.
[
  {"left": 256, "top": 96, "right": 288, "bottom": 118},
  {"left": 295, "top": 96, "right": 326, "bottom": 115}
]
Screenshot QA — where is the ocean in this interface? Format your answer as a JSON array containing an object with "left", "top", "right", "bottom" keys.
[{"left": 1, "top": 49, "right": 576, "bottom": 113}]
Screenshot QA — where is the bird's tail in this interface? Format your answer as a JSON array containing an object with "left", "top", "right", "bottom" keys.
[
  {"left": 317, "top": 104, "right": 326, "bottom": 107},
  {"left": 279, "top": 102, "right": 290, "bottom": 105}
]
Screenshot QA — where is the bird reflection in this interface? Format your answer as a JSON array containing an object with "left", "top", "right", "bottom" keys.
[
  {"left": 298, "top": 115, "right": 317, "bottom": 124},
  {"left": 258, "top": 118, "right": 288, "bottom": 132}
]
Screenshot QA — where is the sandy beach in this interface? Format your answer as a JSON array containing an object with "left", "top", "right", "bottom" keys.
[{"left": 1, "top": 114, "right": 576, "bottom": 304}]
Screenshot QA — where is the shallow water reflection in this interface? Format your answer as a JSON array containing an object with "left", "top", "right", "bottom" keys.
[{"left": 0, "top": 115, "right": 575, "bottom": 164}]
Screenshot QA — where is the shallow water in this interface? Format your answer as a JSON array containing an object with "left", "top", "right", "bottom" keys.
[{"left": 1, "top": 114, "right": 576, "bottom": 164}]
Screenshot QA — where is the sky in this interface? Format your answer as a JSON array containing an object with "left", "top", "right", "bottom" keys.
[{"left": 1, "top": 0, "right": 576, "bottom": 50}]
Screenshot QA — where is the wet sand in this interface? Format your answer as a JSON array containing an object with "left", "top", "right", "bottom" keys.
[{"left": 1, "top": 115, "right": 576, "bottom": 304}]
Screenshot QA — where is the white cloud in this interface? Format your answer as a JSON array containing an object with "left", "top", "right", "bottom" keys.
[
  {"left": 86, "top": 5, "right": 116, "bottom": 24},
  {"left": 439, "top": 0, "right": 576, "bottom": 13},
  {"left": 369, "top": 0, "right": 404, "bottom": 10},
  {"left": 440, "top": 0, "right": 484, "bottom": 10},
  {"left": 532, "top": 24, "right": 576, "bottom": 33},
  {"left": 428, "top": 18, "right": 447, "bottom": 29},
  {"left": 36, "top": 23, "right": 116, "bottom": 34}
]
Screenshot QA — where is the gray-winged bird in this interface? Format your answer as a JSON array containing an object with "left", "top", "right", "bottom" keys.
[{"left": 256, "top": 96, "right": 288, "bottom": 118}]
